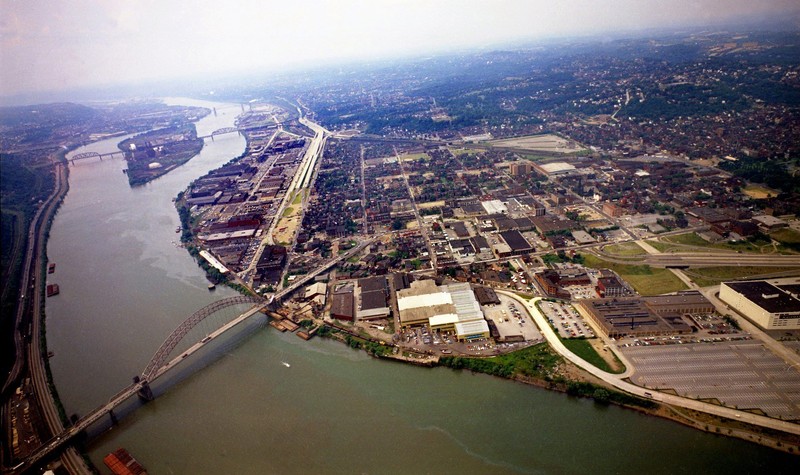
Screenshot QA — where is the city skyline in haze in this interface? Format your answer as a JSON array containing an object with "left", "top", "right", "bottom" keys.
[{"left": 1, "top": 0, "right": 799, "bottom": 103}]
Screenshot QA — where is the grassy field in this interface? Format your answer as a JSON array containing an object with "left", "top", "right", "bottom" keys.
[
  {"left": 398, "top": 152, "right": 428, "bottom": 162},
  {"left": 291, "top": 190, "right": 304, "bottom": 205},
  {"left": 439, "top": 342, "right": 562, "bottom": 379},
  {"left": 561, "top": 338, "right": 625, "bottom": 374},
  {"left": 645, "top": 240, "right": 671, "bottom": 252},
  {"left": 686, "top": 266, "right": 798, "bottom": 287},
  {"left": 656, "top": 232, "right": 776, "bottom": 254},
  {"left": 603, "top": 243, "right": 647, "bottom": 257},
  {"left": 418, "top": 200, "right": 445, "bottom": 209},
  {"left": 583, "top": 254, "right": 687, "bottom": 295},
  {"left": 771, "top": 228, "right": 800, "bottom": 252},
  {"left": 743, "top": 184, "right": 779, "bottom": 199},
  {"left": 282, "top": 206, "right": 295, "bottom": 217}
]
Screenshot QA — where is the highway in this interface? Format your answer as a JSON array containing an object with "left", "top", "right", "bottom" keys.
[
  {"left": 2, "top": 156, "right": 93, "bottom": 473},
  {"left": 645, "top": 252, "right": 800, "bottom": 268},
  {"left": 498, "top": 290, "right": 800, "bottom": 437}
]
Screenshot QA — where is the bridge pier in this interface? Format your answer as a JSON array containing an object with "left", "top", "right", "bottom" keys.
[
  {"left": 134, "top": 376, "right": 154, "bottom": 402},
  {"left": 109, "top": 409, "right": 118, "bottom": 426}
]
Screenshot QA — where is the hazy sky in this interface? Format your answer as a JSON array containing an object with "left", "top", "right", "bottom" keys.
[{"left": 1, "top": 0, "right": 799, "bottom": 99}]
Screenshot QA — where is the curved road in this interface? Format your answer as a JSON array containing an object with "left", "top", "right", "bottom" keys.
[{"left": 497, "top": 290, "right": 800, "bottom": 437}]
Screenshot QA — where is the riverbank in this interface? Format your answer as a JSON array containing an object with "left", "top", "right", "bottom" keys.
[
  {"left": 39, "top": 97, "right": 797, "bottom": 473},
  {"left": 276, "top": 307, "right": 800, "bottom": 455}
]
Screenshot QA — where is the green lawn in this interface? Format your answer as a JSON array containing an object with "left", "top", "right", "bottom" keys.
[
  {"left": 583, "top": 254, "right": 687, "bottom": 296},
  {"left": 399, "top": 152, "right": 428, "bottom": 161},
  {"left": 686, "top": 266, "right": 796, "bottom": 287},
  {"left": 604, "top": 243, "right": 647, "bottom": 257},
  {"left": 663, "top": 232, "right": 709, "bottom": 246},
  {"left": 282, "top": 206, "right": 295, "bottom": 217},
  {"left": 644, "top": 240, "right": 670, "bottom": 252},
  {"left": 771, "top": 228, "right": 800, "bottom": 252},
  {"left": 659, "top": 232, "right": 775, "bottom": 254},
  {"left": 562, "top": 338, "right": 625, "bottom": 374}
]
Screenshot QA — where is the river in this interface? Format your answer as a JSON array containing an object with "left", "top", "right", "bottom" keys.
[{"left": 45, "top": 98, "right": 796, "bottom": 474}]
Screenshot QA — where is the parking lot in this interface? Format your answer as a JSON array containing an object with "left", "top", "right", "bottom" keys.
[
  {"left": 537, "top": 300, "right": 595, "bottom": 339},
  {"left": 399, "top": 325, "right": 502, "bottom": 357},
  {"left": 483, "top": 295, "right": 543, "bottom": 343},
  {"left": 623, "top": 340, "right": 800, "bottom": 420}
]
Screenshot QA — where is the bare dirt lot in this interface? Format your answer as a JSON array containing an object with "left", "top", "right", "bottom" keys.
[{"left": 488, "top": 134, "right": 587, "bottom": 153}]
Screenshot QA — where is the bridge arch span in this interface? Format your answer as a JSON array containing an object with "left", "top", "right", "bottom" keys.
[
  {"left": 72, "top": 151, "right": 101, "bottom": 161},
  {"left": 141, "top": 295, "right": 263, "bottom": 381},
  {"left": 210, "top": 127, "right": 240, "bottom": 136}
]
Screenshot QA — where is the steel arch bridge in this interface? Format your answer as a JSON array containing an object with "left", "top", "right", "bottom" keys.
[
  {"left": 210, "top": 127, "right": 240, "bottom": 136},
  {"left": 72, "top": 151, "right": 101, "bottom": 161},
  {"left": 141, "top": 295, "right": 263, "bottom": 381}
]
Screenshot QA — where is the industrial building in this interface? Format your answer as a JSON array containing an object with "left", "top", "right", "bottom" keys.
[
  {"left": 396, "top": 280, "right": 490, "bottom": 341},
  {"left": 498, "top": 230, "right": 534, "bottom": 256},
  {"left": 534, "top": 161, "right": 577, "bottom": 176},
  {"left": 356, "top": 276, "right": 391, "bottom": 320},
  {"left": 331, "top": 285, "right": 355, "bottom": 321},
  {"left": 580, "top": 298, "right": 692, "bottom": 339},
  {"left": 645, "top": 291, "right": 714, "bottom": 315},
  {"left": 720, "top": 279, "right": 800, "bottom": 330}
]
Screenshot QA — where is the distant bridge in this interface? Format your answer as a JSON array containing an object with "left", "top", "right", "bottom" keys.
[
  {"left": 198, "top": 123, "right": 280, "bottom": 140},
  {"left": 69, "top": 150, "right": 126, "bottom": 163}
]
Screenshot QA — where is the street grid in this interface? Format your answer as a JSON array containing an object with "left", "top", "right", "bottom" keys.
[{"left": 623, "top": 340, "right": 800, "bottom": 420}]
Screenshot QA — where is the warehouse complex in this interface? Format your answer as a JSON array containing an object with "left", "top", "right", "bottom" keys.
[
  {"left": 397, "top": 280, "right": 490, "bottom": 341},
  {"left": 720, "top": 278, "right": 800, "bottom": 330}
]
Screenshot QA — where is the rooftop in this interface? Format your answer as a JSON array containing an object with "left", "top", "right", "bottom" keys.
[
  {"left": 724, "top": 280, "right": 800, "bottom": 313},
  {"left": 499, "top": 230, "right": 533, "bottom": 252},
  {"left": 539, "top": 162, "right": 576, "bottom": 174}
]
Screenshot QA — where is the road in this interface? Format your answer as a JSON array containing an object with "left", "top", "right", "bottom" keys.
[
  {"left": 2, "top": 155, "right": 93, "bottom": 473},
  {"left": 498, "top": 290, "right": 800, "bottom": 437},
  {"left": 394, "top": 146, "right": 437, "bottom": 271},
  {"left": 645, "top": 252, "right": 800, "bottom": 268}
]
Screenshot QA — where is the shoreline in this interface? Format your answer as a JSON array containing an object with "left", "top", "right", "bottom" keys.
[
  {"left": 304, "top": 316, "right": 800, "bottom": 455},
  {"left": 175, "top": 111, "right": 800, "bottom": 456}
]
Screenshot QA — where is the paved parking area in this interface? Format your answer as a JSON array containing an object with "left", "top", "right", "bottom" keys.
[
  {"left": 623, "top": 340, "right": 800, "bottom": 420},
  {"left": 484, "top": 295, "right": 543, "bottom": 342},
  {"left": 537, "top": 300, "right": 595, "bottom": 339}
]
